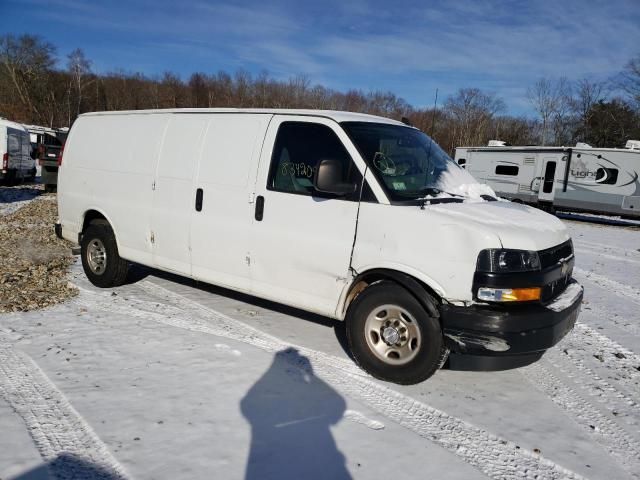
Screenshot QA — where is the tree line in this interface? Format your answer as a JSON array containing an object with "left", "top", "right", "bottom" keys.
[{"left": 1, "top": 34, "right": 639, "bottom": 154}]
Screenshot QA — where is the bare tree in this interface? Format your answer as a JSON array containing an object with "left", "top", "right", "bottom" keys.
[
  {"left": 571, "top": 78, "right": 604, "bottom": 142},
  {"left": 550, "top": 77, "right": 574, "bottom": 145},
  {"left": 618, "top": 54, "right": 640, "bottom": 108},
  {"left": 0, "top": 34, "right": 56, "bottom": 123},
  {"left": 444, "top": 88, "right": 505, "bottom": 149},
  {"left": 527, "top": 78, "right": 558, "bottom": 145},
  {"left": 67, "top": 48, "right": 92, "bottom": 125}
]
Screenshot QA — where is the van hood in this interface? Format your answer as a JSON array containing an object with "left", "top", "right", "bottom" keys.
[{"left": 428, "top": 201, "right": 569, "bottom": 251}]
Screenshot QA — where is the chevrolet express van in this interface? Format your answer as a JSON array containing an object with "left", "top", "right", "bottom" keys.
[
  {"left": 1, "top": 118, "right": 36, "bottom": 184},
  {"left": 56, "top": 109, "right": 583, "bottom": 384}
]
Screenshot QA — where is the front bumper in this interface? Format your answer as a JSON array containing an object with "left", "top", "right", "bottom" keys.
[{"left": 440, "top": 280, "right": 583, "bottom": 370}]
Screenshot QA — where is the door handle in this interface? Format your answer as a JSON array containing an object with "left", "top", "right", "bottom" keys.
[
  {"left": 195, "top": 188, "right": 203, "bottom": 212},
  {"left": 255, "top": 195, "right": 264, "bottom": 221}
]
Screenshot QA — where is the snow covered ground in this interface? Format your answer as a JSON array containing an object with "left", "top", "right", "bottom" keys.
[
  {"left": 0, "top": 199, "right": 639, "bottom": 480},
  {"left": 0, "top": 184, "right": 43, "bottom": 216}
]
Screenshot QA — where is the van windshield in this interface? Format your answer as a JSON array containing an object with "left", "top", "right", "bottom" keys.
[{"left": 342, "top": 122, "right": 479, "bottom": 201}]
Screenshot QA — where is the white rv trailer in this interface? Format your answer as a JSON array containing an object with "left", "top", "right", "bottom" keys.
[{"left": 455, "top": 141, "right": 640, "bottom": 218}]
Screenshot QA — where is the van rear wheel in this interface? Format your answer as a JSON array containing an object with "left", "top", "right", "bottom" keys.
[
  {"left": 346, "top": 281, "right": 446, "bottom": 385},
  {"left": 80, "top": 221, "right": 129, "bottom": 288}
]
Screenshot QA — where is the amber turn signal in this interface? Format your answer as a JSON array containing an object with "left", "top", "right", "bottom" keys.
[{"left": 477, "top": 287, "right": 541, "bottom": 302}]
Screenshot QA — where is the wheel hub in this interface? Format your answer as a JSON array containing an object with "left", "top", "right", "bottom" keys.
[
  {"left": 87, "top": 239, "right": 107, "bottom": 275},
  {"left": 364, "top": 304, "right": 422, "bottom": 365},
  {"left": 382, "top": 326, "right": 400, "bottom": 345}
]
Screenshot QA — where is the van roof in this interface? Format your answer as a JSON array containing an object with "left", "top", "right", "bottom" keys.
[
  {"left": 0, "top": 118, "right": 28, "bottom": 132},
  {"left": 79, "top": 108, "right": 405, "bottom": 125}
]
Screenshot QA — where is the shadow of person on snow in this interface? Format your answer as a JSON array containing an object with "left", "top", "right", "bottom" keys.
[{"left": 241, "top": 348, "right": 352, "bottom": 480}]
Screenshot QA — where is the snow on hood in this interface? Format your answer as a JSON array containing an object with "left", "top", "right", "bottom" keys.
[
  {"left": 428, "top": 200, "right": 570, "bottom": 251},
  {"left": 435, "top": 164, "right": 497, "bottom": 201}
]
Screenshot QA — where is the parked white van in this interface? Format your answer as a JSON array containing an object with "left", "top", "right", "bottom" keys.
[
  {"left": 1, "top": 117, "right": 36, "bottom": 184},
  {"left": 56, "top": 109, "right": 583, "bottom": 384}
]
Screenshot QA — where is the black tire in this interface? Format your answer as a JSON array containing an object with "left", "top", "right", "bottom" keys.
[
  {"left": 346, "top": 281, "right": 446, "bottom": 385},
  {"left": 80, "top": 220, "right": 129, "bottom": 288},
  {"left": 4, "top": 169, "right": 17, "bottom": 186}
]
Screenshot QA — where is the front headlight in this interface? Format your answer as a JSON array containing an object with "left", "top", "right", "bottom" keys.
[{"left": 476, "top": 249, "right": 541, "bottom": 273}]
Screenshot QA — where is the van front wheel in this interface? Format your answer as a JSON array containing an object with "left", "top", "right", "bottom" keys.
[
  {"left": 80, "top": 221, "right": 129, "bottom": 288},
  {"left": 346, "top": 282, "right": 445, "bottom": 385}
]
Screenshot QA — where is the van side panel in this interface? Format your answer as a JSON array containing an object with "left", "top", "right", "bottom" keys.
[
  {"left": 151, "top": 114, "right": 207, "bottom": 274},
  {"left": 59, "top": 114, "right": 168, "bottom": 264},
  {"left": 190, "top": 114, "right": 271, "bottom": 291}
]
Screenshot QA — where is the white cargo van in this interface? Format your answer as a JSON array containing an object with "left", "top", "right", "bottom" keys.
[
  {"left": 1, "top": 118, "right": 36, "bottom": 184},
  {"left": 56, "top": 109, "right": 583, "bottom": 384}
]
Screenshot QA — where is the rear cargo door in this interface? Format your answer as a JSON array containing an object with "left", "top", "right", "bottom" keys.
[{"left": 151, "top": 114, "right": 207, "bottom": 275}]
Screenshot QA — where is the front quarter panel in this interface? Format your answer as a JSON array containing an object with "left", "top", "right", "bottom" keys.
[{"left": 352, "top": 203, "right": 502, "bottom": 302}]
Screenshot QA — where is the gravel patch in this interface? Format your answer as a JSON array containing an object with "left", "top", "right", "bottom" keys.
[{"left": 0, "top": 193, "right": 77, "bottom": 312}]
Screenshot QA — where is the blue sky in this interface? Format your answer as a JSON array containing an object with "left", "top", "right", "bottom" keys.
[{"left": 2, "top": 0, "right": 639, "bottom": 114}]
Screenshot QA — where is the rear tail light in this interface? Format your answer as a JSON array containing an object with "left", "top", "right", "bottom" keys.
[
  {"left": 2, "top": 152, "right": 7, "bottom": 170},
  {"left": 57, "top": 142, "right": 65, "bottom": 166}
]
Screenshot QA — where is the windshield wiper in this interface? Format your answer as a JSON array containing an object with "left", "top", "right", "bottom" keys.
[{"left": 416, "top": 187, "right": 464, "bottom": 199}]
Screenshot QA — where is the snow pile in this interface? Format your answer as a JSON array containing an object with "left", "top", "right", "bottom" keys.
[{"left": 436, "top": 164, "right": 497, "bottom": 201}]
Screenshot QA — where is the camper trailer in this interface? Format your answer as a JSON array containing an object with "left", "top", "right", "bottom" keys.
[{"left": 455, "top": 141, "right": 640, "bottom": 218}]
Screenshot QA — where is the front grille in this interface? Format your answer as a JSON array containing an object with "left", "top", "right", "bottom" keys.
[
  {"left": 542, "top": 274, "right": 571, "bottom": 302},
  {"left": 539, "top": 240, "right": 573, "bottom": 270},
  {"left": 539, "top": 240, "right": 574, "bottom": 302}
]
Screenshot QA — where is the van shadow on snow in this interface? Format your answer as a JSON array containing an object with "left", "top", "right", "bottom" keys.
[
  {"left": 241, "top": 348, "right": 352, "bottom": 480},
  {"left": 125, "top": 264, "right": 352, "bottom": 360},
  {"left": 0, "top": 185, "right": 41, "bottom": 205}
]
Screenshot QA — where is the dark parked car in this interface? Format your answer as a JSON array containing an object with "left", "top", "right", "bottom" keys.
[{"left": 35, "top": 131, "right": 67, "bottom": 192}]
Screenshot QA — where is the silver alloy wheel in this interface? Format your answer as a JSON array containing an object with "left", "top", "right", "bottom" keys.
[
  {"left": 87, "top": 238, "right": 107, "bottom": 275},
  {"left": 364, "top": 304, "right": 422, "bottom": 365}
]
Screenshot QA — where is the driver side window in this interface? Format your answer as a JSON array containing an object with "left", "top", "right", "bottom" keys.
[{"left": 268, "top": 122, "right": 359, "bottom": 197}]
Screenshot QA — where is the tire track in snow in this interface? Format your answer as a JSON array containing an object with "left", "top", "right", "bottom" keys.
[
  {"left": 579, "top": 300, "right": 640, "bottom": 337},
  {"left": 568, "top": 322, "right": 640, "bottom": 399},
  {"left": 574, "top": 267, "right": 640, "bottom": 307},
  {"left": 0, "top": 342, "right": 129, "bottom": 480},
  {"left": 545, "top": 347, "right": 638, "bottom": 419},
  {"left": 575, "top": 248, "right": 640, "bottom": 266},
  {"left": 523, "top": 361, "right": 640, "bottom": 478},
  {"left": 574, "top": 240, "right": 640, "bottom": 259},
  {"left": 74, "top": 278, "right": 586, "bottom": 480},
  {"left": 73, "top": 283, "right": 366, "bottom": 379}
]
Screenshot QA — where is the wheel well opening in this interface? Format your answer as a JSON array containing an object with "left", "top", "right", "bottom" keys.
[
  {"left": 344, "top": 270, "right": 442, "bottom": 319},
  {"left": 82, "top": 210, "right": 107, "bottom": 232}
]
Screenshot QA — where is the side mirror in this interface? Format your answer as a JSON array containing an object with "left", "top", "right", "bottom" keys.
[{"left": 314, "top": 159, "right": 357, "bottom": 196}]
